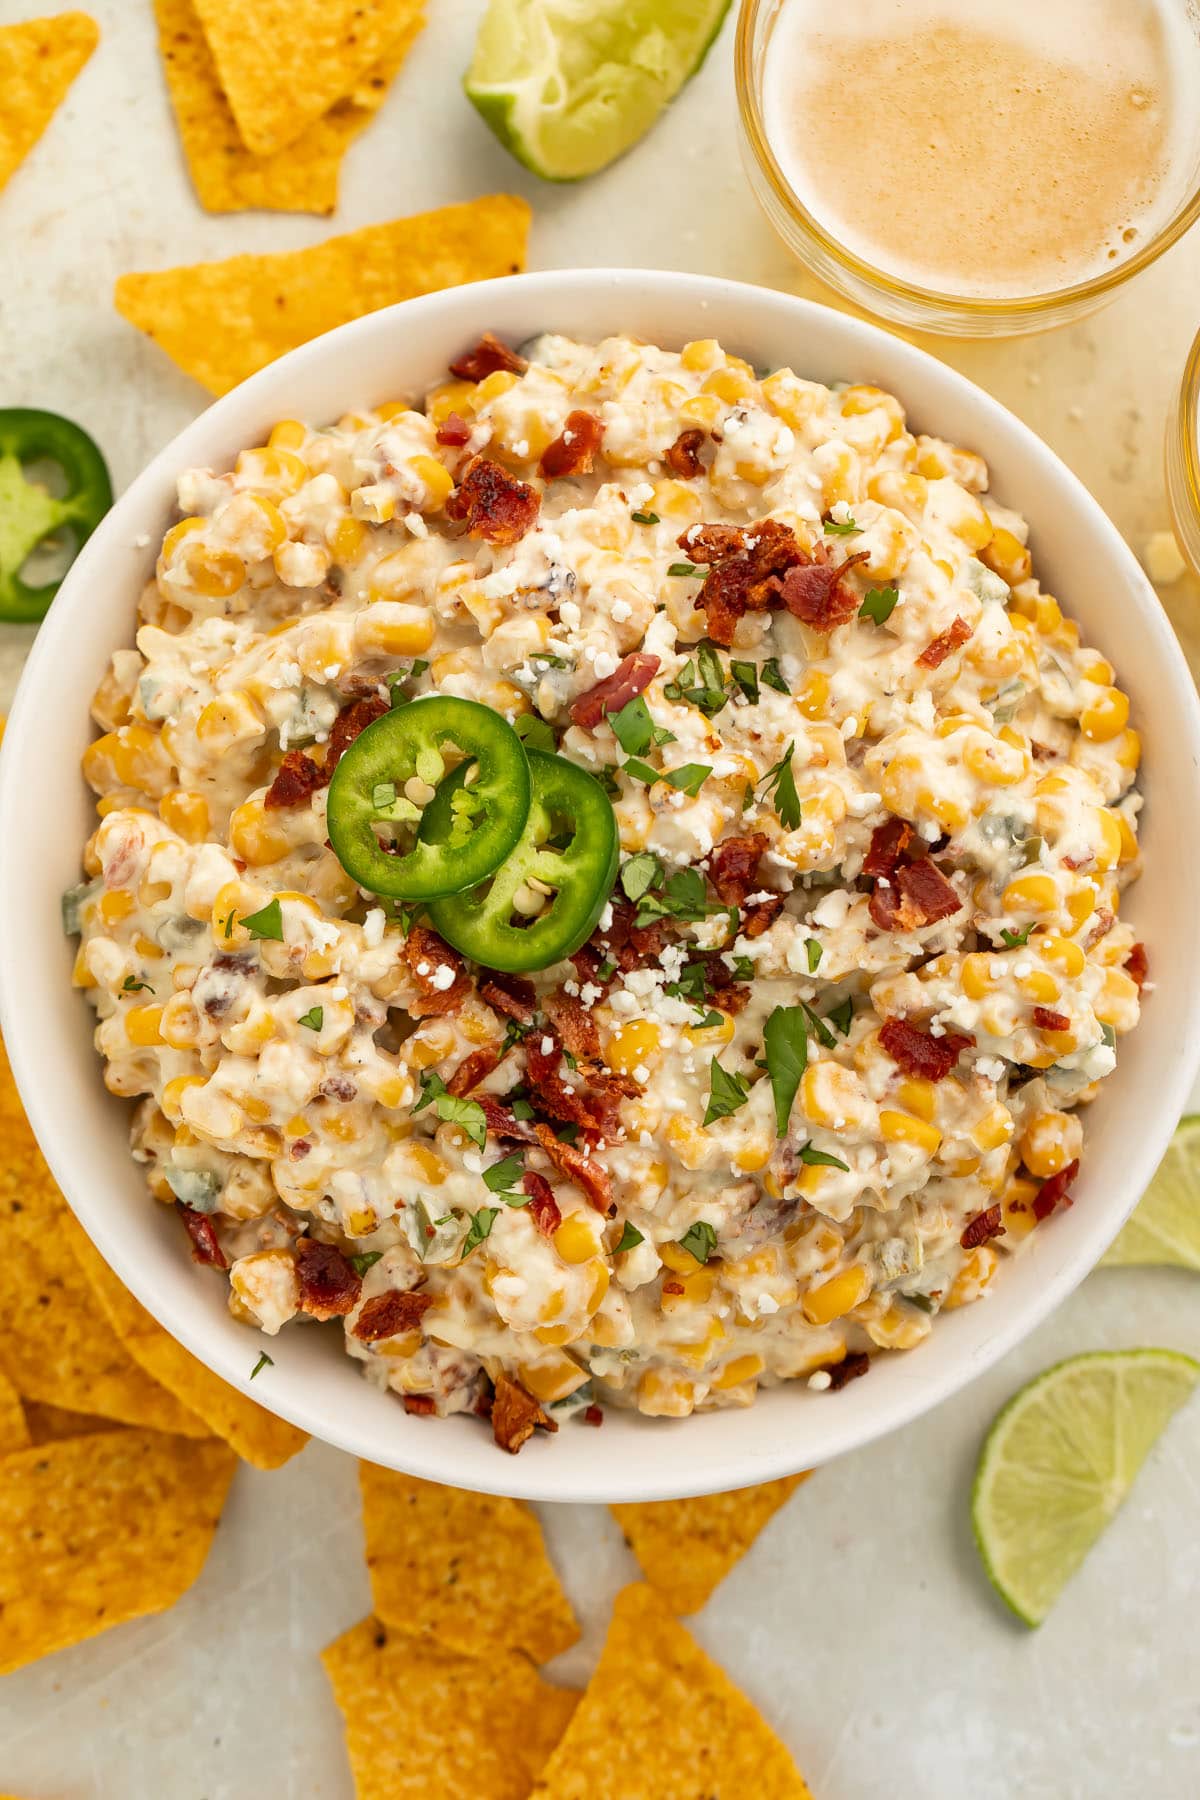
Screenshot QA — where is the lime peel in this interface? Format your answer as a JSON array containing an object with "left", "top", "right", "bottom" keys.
[
  {"left": 972, "top": 1348, "right": 1199, "bottom": 1627},
  {"left": 465, "top": 0, "right": 732, "bottom": 181}
]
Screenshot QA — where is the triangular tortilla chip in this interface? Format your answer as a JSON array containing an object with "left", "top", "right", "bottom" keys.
[
  {"left": 359, "top": 1463, "right": 578, "bottom": 1662},
  {"left": 0, "top": 1366, "right": 29, "bottom": 1458},
  {"left": 532, "top": 1584, "right": 814, "bottom": 1800},
  {"left": 0, "top": 1034, "right": 207, "bottom": 1437},
  {"left": 611, "top": 1473, "right": 811, "bottom": 1614},
  {"left": 0, "top": 1428, "right": 236, "bottom": 1674},
  {"left": 114, "top": 194, "right": 531, "bottom": 395},
  {"left": 155, "top": 0, "right": 424, "bottom": 216},
  {"left": 22, "top": 1401, "right": 124, "bottom": 1443},
  {"left": 192, "top": 0, "right": 423, "bottom": 156},
  {"left": 0, "top": 11, "right": 98, "bottom": 193},
  {"left": 73, "top": 1223, "right": 308, "bottom": 1469},
  {"left": 322, "top": 1615, "right": 579, "bottom": 1800}
]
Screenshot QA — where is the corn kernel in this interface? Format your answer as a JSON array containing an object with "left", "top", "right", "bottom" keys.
[
  {"left": 161, "top": 1073, "right": 206, "bottom": 1122},
  {"left": 125, "top": 1004, "right": 164, "bottom": 1046},
  {"left": 980, "top": 526, "right": 1032, "bottom": 585},
  {"left": 1035, "top": 934, "right": 1086, "bottom": 977},
  {"left": 637, "top": 1370, "right": 696, "bottom": 1417},
  {"left": 712, "top": 1354, "right": 765, "bottom": 1390},
  {"left": 1080, "top": 687, "right": 1130, "bottom": 743},
  {"left": 803, "top": 1263, "right": 871, "bottom": 1325},
  {"left": 1002, "top": 873, "right": 1059, "bottom": 915},
  {"left": 897, "top": 1078, "right": 937, "bottom": 1122},
  {"left": 681, "top": 338, "right": 722, "bottom": 372},
  {"left": 409, "top": 454, "right": 455, "bottom": 509},
  {"left": 879, "top": 1110, "right": 942, "bottom": 1154},
  {"left": 160, "top": 788, "right": 210, "bottom": 844},
  {"left": 971, "top": 1104, "right": 1014, "bottom": 1151},
  {"left": 604, "top": 1018, "right": 661, "bottom": 1076},
  {"left": 1020, "top": 1109, "right": 1083, "bottom": 1178},
  {"left": 522, "top": 1354, "right": 589, "bottom": 1404},
  {"left": 553, "top": 1213, "right": 600, "bottom": 1265}
]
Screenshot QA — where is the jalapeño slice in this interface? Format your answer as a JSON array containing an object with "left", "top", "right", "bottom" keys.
[
  {"left": 425, "top": 748, "right": 618, "bottom": 972},
  {"left": 326, "top": 695, "right": 530, "bottom": 900},
  {"left": 0, "top": 409, "right": 113, "bottom": 622}
]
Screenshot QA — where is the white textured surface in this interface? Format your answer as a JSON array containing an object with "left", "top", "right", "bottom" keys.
[{"left": 0, "top": 1, "right": 1198, "bottom": 1795}]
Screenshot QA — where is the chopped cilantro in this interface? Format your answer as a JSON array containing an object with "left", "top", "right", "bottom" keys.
[
  {"left": 631, "top": 509, "right": 660, "bottom": 525},
  {"left": 730, "top": 955, "right": 755, "bottom": 982},
  {"left": 620, "top": 852, "right": 663, "bottom": 903},
  {"left": 1000, "top": 924, "right": 1032, "bottom": 949},
  {"left": 122, "top": 975, "right": 154, "bottom": 994},
  {"left": 511, "top": 1097, "right": 535, "bottom": 1120},
  {"left": 483, "top": 1153, "right": 525, "bottom": 1195},
  {"left": 759, "top": 742, "right": 802, "bottom": 830},
  {"left": 250, "top": 1351, "right": 273, "bottom": 1380},
  {"left": 760, "top": 658, "right": 789, "bottom": 694},
  {"left": 906, "top": 1291, "right": 935, "bottom": 1314},
  {"left": 823, "top": 514, "right": 860, "bottom": 536},
  {"left": 596, "top": 763, "right": 621, "bottom": 797},
  {"left": 663, "top": 762, "right": 710, "bottom": 796},
  {"left": 1021, "top": 835, "right": 1044, "bottom": 867},
  {"left": 221, "top": 910, "right": 236, "bottom": 940},
  {"left": 663, "top": 641, "right": 728, "bottom": 717},
  {"left": 730, "top": 660, "right": 759, "bottom": 704},
  {"left": 412, "top": 1071, "right": 487, "bottom": 1150},
  {"left": 798, "top": 1142, "right": 849, "bottom": 1170},
  {"left": 828, "top": 997, "right": 854, "bottom": 1037},
  {"left": 678, "top": 1220, "right": 718, "bottom": 1264},
  {"left": 805, "top": 938, "right": 823, "bottom": 973},
  {"left": 500, "top": 1017, "right": 529, "bottom": 1054},
  {"left": 1100, "top": 1023, "right": 1117, "bottom": 1050},
  {"left": 610, "top": 694, "right": 674, "bottom": 756},
  {"left": 348, "top": 1250, "right": 383, "bottom": 1276},
  {"left": 298, "top": 1006, "right": 324, "bottom": 1031},
  {"left": 803, "top": 1002, "right": 838, "bottom": 1051},
  {"left": 668, "top": 561, "right": 702, "bottom": 578},
  {"left": 615, "top": 1221, "right": 644, "bottom": 1254},
  {"left": 763, "top": 1006, "right": 808, "bottom": 1135},
  {"left": 531, "top": 652, "right": 570, "bottom": 669},
  {"left": 461, "top": 1207, "right": 499, "bottom": 1257},
  {"left": 859, "top": 585, "right": 900, "bottom": 625},
  {"left": 703, "top": 1058, "right": 750, "bottom": 1125},
  {"left": 241, "top": 898, "right": 283, "bottom": 942}
]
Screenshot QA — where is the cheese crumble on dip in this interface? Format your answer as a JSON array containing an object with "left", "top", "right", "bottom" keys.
[{"left": 70, "top": 330, "right": 1146, "bottom": 1450}]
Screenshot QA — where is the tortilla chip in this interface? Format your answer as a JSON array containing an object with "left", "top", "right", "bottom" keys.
[
  {"left": 0, "top": 1034, "right": 207, "bottom": 1437},
  {"left": 192, "top": 0, "right": 424, "bottom": 156},
  {"left": 322, "top": 1615, "right": 579, "bottom": 1800},
  {"left": 0, "top": 1428, "right": 236, "bottom": 1674},
  {"left": 114, "top": 194, "right": 530, "bottom": 395},
  {"left": 155, "top": 0, "right": 424, "bottom": 216},
  {"left": 0, "top": 11, "right": 98, "bottom": 193},
  {"left": 0, "top": 1367, "right": 29, "bottom": 1458},
  {"left": 22, "top": 1401, "right": 124, "bottom": 1444},
  {"left": 611, "top": 1474, "right": 811, "bottom": 1615},
  {"left": 532, "top": 1584, "right": 814, "bottom": 1800},
  {"left": 73, "top": 1222, "right": 308, "bottom": 1469},
  {"left": 359, "top": 1464, "right": 578, "bottom": 1663}
]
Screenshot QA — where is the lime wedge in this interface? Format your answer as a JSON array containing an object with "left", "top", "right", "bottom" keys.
[
  {"left": 464, "top": 0, "right": 732, "bottom": 181},
  {"left": 1101, "top": 1114, "right": 1200, "bottom": 1271},
  {"left": 972, "top": 1350, "right": 1199, "bottom": 1626}
]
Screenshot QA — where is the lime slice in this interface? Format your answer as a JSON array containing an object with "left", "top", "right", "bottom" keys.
[
  {"left": 972, "top": 1349, "right": 1199, "bottom": 1626},
  {"left": 1101, "top": 1114, "right": 1200, "bottom": 1271},
  {"left": 464, "top": 0, "right": 732, "bottom": 181}
]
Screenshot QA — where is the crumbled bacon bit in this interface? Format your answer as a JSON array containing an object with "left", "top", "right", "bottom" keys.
[
  {"left": 663, "top": 427, "right": 705, "bottom": 478},
  {"left": 869, "top": 859, "right": 962, "bottom": 932},
  {"left": 521, "top": 1170, "right": 561, "bottom": 1238},
  {"left": 543, "top": 990, "right": 600, "bottom": 1062},
  {"left": 446, "top": 1046, "right": 502, "bottom": 1097},
  {"left": 569, "top": 652, "right": 660, "bottom": 728},
  {"left": 879, "top": 1017, "right": 973, "bottom": 1081},
  {"left": 960, "top": 1204, "right": 1005, "bottom": 1249},
  {"left": 533, "top": 1122, "right": 613, "bottom": 1214},
  {"left": 662, "top": 1280, "right": 685, "bottom": 1296},
  {"left": 478, "top": 1096, "right": 537, "bottom": 1143},
  {"left": 863, "top": 817, "right": 916, "bottom": 879},
  {"left": 290, "top": 1138, "right": 311, "bottom": 1160},
  {"left": 916, "top": 617, "right": 972, "bottom": 669},
  {"left": 741, "top": 895, "right": 785, "bottom": 938},
  {"left": 678, "top": 517, "right": 807, "bottom": 647},
  {"left": 295, "top": 1238, "right": 362, "bottom": 1319},
  {"left": 824, "top": 1351, "right": 870, "bottom": 1390},
  {"left": 583, "top": 1403, "right": 604, "bottom": 1427},
  {"left": 435, "top": 410, "right": 472, "bottom": 447},
  {"left": 448, "top": 331, "right": 526, "bottom": 382},
  {"left": 778, "top": 549, "right": 869, "bottom": 632},
  {"left": 1033, "top": 1158, "right": 1079, "bottom": 1221},
  {"left": 1032, "top": 1006, "right": 1071, "bottom": 1033},
  {"left": 353, "top": 1289, "right": 434, "bottom": 1343},
  {"left": 479, "top": 972, "right": 538, "bottom": 1026},
  {"left": 539, "top": 409, "right": 603, "bottom": 479},
  {"left": 403, "top": 925, "right": 471, "bottom": 1017},
  {"left": 446, "top": 456, "right": 540, "bottom": 544},
  {"left": 403, "top": 1394, "right": 436, "bottom": 1416},
  {"left": 1083, "top": 907, "right": 1115, "bottom": 951},
  {"left": 1126, "top": 942, "right": 1149, "bottom": 989},
  {"left": 708, "top": 832, "right": 768, "bottom": 906},
  {"left": 524, "top": 1035, "right": 636, "bottom": 1142},
  {"left": 491, "top": 1371, "right": 557, "bottom": 1454},
  {"left": 263, "top": 748, "right": 324, "bottom": 810},
  {"left": 178, "top": 1204, "right": 227, "bottom": 1270},
  {"left": 327, "top": 694, "right": 389, "bottom": 771}
]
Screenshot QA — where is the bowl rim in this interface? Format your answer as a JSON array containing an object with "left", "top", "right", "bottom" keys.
[{"left": 3, "top": 266, "right": 1199, "bottom": 1502}]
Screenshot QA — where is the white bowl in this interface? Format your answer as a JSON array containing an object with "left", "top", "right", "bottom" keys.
[{"left": 2, "top": 270, "right": 1197, "bottom": 1502}]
